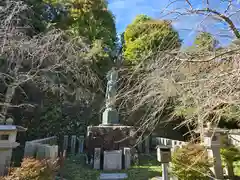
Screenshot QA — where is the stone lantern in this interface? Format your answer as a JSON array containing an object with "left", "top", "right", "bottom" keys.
[
  {"left": 0, "top": 125, "right": 26, "bottom": 176},
  {"left": 156, "top": 145, "right": 172, "bottom": 180},
  {"left": 199, "top": 127, "right": 227, "bottom": 180}
]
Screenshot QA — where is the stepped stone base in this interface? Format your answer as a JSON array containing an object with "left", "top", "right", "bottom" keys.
[
  {"left": 86, "top": 125, "right": 136, "bottom": 152},
  {"left": 86, "top": 125, "right": 136, "bottom": 170}
]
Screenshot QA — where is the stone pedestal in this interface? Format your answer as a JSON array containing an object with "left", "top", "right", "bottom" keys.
[
  {"left": 86, "top": 126, "right": 135, "bottom": 152},
  {"left": 86, "top": 125, "right": 135, "bottom": 170},
  {"left": 102, "top": 108, "right": 119, "bottom": 125},
  {"left": 103, "top": 150, "right": 122, "bottom": 170}
]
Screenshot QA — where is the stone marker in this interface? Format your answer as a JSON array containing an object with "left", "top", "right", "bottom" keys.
[
  {"left": 103, "top": 150, "right": 122, "bottom": 170},
  {"left": 102, "top": 68, "right": 119, "bottom": 125},
  {"left": 124, "top": 148, "right": 131, "bottom": 169},
  {"left": 99, "top": 173, "right": 128, "bottom": 180},
  {"left": 144, "top": 135, "right": 150, "bottom": 154},
  {"left": 71, "top": 135, "right": 76, "bottom": 154},
  {"left": 78, "top": 136, "right": 84, "bottom": 153},
  {"left": 63, "top": 135, "right": 68, "bottom": 151},
  {"left": 137, "top": 136, "right": 143, "bottom": 153},
  {"left": 94, "top": 148, "right": 101, "bottom": 170}
]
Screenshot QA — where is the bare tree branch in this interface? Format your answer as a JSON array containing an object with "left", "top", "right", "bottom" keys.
[{"left": 0, "top": 1, "right": 102, "bottom": 123}]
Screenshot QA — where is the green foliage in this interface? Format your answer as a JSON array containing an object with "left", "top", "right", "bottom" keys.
[
  {"left": 221, "top": 146, "right": 240, "bottom": 164},
  {"left": 26, "top": 98, "right": 87, "bottom": 140},
  {"left": 235, "top": 161, "right": 240, "bottom": 176},
  {"left": 123, "top": 15, "right": 181, "bottom": 63},
  {"left": 4, "top": 158, "right": 58, "bottom": 180},
  {"left": 24, "top": 0, "right": 48, "bottom": 33},
  {"left": 194, "top": 32, "right": 219, "bottom": 51},
  {"left": 43, "top": 0, "right": 117, "bottom": 77},
  {"left": 172, "top": 143, "right": 212, "bottom": 180},
  {"left": 220, "top": 105, "right": 240, "bottom": 122},
  {"left": 62, "top": 154, "right": 162, "bottom": 180},
  {"left": 45, "top": 0, "right": 117, "bottom": 49}
]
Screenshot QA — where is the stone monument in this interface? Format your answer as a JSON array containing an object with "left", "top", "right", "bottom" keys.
[
  {"left": 86, "top": 57, "right": 135, "bottom": 170},
  {"left": 102, "top": 67, "right": 119, "bottom": 125}
]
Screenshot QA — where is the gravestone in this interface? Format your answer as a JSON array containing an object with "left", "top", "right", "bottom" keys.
[{"left": 103, "top": 150, "right": 122, "bottom": 170}]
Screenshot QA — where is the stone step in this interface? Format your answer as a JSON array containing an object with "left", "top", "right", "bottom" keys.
[{"left": 99, "top": 173, "right": 128, "bottom": 180}]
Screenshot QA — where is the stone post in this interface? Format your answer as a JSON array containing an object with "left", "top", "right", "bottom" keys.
[
  {"left": 137, "top": 136, "right": 143, "bottom": 153},
  {"left": 144, "top": 135, "right": 150, "bottom": 154},
  {"left": 93, "top": 148, "right": 101, "bottom": 170},
  {"left": 162, "top": 163, "right": 169, "bottom": 180},
  {"left": 63, "top": 135, "right": 68, "bottom": 151},
  {"left": 203, "top": 129, "right": 224, "bottom": 179},
  {"left": 124, "top": 148, "right": 131, "bottom": 169},
  {"left": 156, "top": 145, "right": 172, "bottom": 180},
  {"left": 71, "top": 135, "right": 76, "bottom": 154},
  {"left": 78, "top": 136, "right": 84, "bottom": 153}
]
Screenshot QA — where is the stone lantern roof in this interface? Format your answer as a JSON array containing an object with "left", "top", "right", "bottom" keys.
[{"left": 0, "top": 125, "right": 27, "bottom": 132}]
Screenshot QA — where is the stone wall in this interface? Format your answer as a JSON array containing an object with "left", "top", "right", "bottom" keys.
[{"left": 228, "top": 129, "right": 240, "bottom": 148}]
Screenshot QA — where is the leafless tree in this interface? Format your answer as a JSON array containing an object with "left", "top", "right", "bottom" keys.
[
  {"left": 116, "top": 0, "right": 240, "bottom": 141},
  {"left": 162, "top": 0, "right": 240, "bottom": 40},
  {"left": 0, "top": 1, "right": 101, "bottom": 124},
  {"left": 117, "top": 43, "right": 240, "bottom": 139}
]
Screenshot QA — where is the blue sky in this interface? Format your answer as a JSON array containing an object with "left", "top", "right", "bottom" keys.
[{"left": 108, "top": 0, "right": 240, "bottom": 47}]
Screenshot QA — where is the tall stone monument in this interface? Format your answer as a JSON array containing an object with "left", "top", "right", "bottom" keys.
[
  {"left": 102, "top": 67, "right": 119, "bottom": 125},
  {"left": 86, "top": 57, "right": 135, "bottom": 170}
]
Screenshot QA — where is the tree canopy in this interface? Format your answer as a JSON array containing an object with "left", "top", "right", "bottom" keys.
[
  {"left": 123, "top": 15, "right": 181, "bottom": 63},
  {"left": 194, "top": 32, "right": 219, "bottom": 51},
  {"left": 45, "top": 0, "right": 117, "bottom": 49}
]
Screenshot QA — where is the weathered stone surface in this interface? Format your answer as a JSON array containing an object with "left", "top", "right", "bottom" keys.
[
  {"left": 124, "top": 148, "right": 131, "bottom": 169},
  {"left": 103, "top": 150, "right": 122, "bottom": 170},
  {"left": 86, "top": 126, "right": 135, "bottom": 154},
  {"left": 144, "top": 135, "right": 150, "bottom": 154},
  {"left": 102, "top": 108, "right": 119, "bottom": 125},
  {"left": 93, "top": 148, "right": 101, "bottom": 170}
]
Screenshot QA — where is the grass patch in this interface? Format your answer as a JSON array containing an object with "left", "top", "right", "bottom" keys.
[{"left": 61, "top": 154, "right": 162, "bottom": 180}]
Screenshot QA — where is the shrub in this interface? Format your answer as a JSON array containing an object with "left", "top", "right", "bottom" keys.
[
  {"left": 221, "top": 145, "right": 240, "bottom": 177},
  {"left": 3, "top": 158, "right": 59, "bottom": 180},
  {"left": 172, "top": 143, "right": 212, "bottom": 180}
]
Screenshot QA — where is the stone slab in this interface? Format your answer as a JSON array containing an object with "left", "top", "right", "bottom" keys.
[
  {"left": 102, "top": 108, "right": 119, "bottom": 125},
  {"left": 99, "top": 173, "right": 128, "bottom": 180},
  {"left": 150, "top": 177, "right": 162, "bottom": 180},
  {"left": 93, "top": 148, "right": 101, "bottom": 170},
  {"left": 103, "top": 150, "right": 122, "bottom": 170}
]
